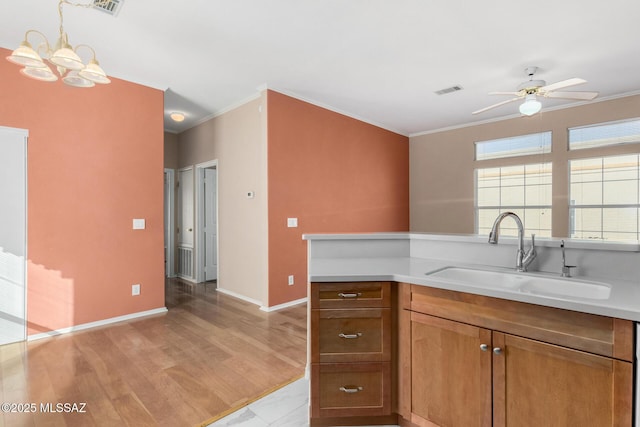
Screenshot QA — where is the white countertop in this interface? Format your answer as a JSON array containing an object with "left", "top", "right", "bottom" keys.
[{"left": 309, "top": 256, "right": 640, "bottom": 322}]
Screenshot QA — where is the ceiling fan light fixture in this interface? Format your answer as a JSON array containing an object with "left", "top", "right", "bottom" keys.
[{"left": 519, "top": 95, "right": 541, "bottom": 116}]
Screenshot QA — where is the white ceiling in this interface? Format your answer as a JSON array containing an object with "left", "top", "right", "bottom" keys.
[{"left": 3, "top": 0, "right": 640, "bottom": 135}]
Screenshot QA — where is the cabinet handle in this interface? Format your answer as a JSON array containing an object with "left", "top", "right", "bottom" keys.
[
  {"left": 339, "top": 386, "right": 364, "bottom": 393},
  {"left": 338, "top": 292, "right": 362, "bottom": 299},
  {"left": 493, "top": 347, "right": 503, "bottom": 355},
  {"left": 480, "top": 344, "right": 489, "bottom": 352},
  {"left": 338, "top": 333, "right": 362, "bottom": 339}
]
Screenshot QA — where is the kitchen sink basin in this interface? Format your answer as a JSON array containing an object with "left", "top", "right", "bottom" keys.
[{"left": 426, "top": 267, "right": 611, "bottom": 300}]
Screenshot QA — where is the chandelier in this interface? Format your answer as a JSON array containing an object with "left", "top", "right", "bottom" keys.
[{"left": 6, "top": 0, "right": 110, "bottom": 87}]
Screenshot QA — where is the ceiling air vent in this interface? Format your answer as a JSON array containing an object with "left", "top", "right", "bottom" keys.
[
  {"left": 93, "top": 0, "right": 123, "bottom": 16},
  {"left": 435, "top": 85, "right": 463, "bottom": 95}
]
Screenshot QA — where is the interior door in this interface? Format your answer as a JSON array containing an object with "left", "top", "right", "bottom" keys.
[
  {"left": 203, "top": 168, "right": 217, "bottom": 281},
  {"left": 0, "top": 127, "right": 27, "bottom": 345},
  {"left": 178, "top": 168, "right": 194, "bottom": 247}
]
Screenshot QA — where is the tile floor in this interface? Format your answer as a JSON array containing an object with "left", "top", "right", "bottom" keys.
[{"left": 207, "top": 377, "right": 399, "bottom": 427}]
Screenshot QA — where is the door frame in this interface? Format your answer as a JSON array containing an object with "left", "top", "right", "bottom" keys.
[
  {"left": 195, "top": 160, "right": 219, "bottom": 283},
  {"left": 164, "top": 168, "right": 175, "bottom": 277},
  {"left": 0, "top": 126, "right": 28, "bottom": 344}
]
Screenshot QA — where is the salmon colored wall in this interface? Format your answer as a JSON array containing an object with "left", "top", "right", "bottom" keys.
[
  {"left": 267, "top": 90, "right": 409, "bottom": 307},
  {"left": 0, "top": 48, "right": 165, "bottom": 335}
]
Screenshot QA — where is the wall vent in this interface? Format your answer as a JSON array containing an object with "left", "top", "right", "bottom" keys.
[
  {"left": 435, "top": 85, "right": 463, "bottom": 95},
  {"left": 93, "top": 0, "right": 123, "bottom": 16},
  {"left": 177, "top": 246, "right": 193, "bottom": 279}
]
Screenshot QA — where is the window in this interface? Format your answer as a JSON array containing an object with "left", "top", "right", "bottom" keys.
[
  {"left": 475, "top": 132, "right": 551, "bottom": 161},
  {"left": 476, "top": 163, "right": 552, "bottom": 238},
  {"left": 569, "top": 154, "right": 640, "bottom": 240},
  {"left": 569, "top": 118, "right": 640, "bottom": 150}
]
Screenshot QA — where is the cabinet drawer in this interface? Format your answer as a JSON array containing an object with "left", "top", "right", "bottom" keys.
[
  {"left": 310, "top": 362, "right": 391, "bottom": 418},
  {"left": 311, "top": 282, "right": 391, "bottom": 309},
  {"left": 311, "top": 308, "right": 391, "bottom": 363}
]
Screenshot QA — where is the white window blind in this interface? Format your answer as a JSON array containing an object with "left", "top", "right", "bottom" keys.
[
  {"left": 569, "top": 118, "right": 640, "bottom": 150},
  {"left": 476, "top": 163, "right": 552, "bottom": 237},
  {"left": 475, "top": 132, "right": 551, "bottom": 161},
  {"left": 569, "top": 154, "right": 640, "bottom": 240}
]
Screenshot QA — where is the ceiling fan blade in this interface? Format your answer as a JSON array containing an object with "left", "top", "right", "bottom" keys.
[
  {"left": 488, "top": 91, "right": 522, "bottom": 96},
  {"left": 543, "top": 91, "right": 599, "bottom": 100},
  {"left": 472, "top": 97, "right": 521, "bottom": 115},
  {"left": 539, "top": 77, "right": 586, "bottom": 93}
]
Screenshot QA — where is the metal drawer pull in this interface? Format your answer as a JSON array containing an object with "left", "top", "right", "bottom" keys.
[
  {"left": 339, "top": 386, "right": 363, "bottom": 393},
  {"left": 338, "top": 333, "right": 362, "bottom": 339},
  {"left": 493, "top": 347, "right": 503, "bottom": 355},
  {"left": 338, "top": 292, "right": 362, "bottom": 299},
  {"left": 480, "top": 344, "right": 489, "bottom": 352}
]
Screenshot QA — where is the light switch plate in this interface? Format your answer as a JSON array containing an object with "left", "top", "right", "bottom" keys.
[
  {"left": 133, "top": 219, "right": 146, "bottom": 230},
  {"left": 132, "top": 284, "right": 140, "bottom": 296},
  {"left": 287, "top": 218, "right": 298, "bottom": 228}
]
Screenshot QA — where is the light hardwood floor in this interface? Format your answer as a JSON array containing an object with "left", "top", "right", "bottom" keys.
[{"left": 0, "top": 278, "right": 307, "bottom": 427}]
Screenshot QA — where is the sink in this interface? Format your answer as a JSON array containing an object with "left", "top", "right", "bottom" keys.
[{"left": 426, "top": 267, "right": 611, "bottom": 300}]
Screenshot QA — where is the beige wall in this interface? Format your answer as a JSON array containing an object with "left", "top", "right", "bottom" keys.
[
  {"left": 177, "top": 94, "right": 268, "bottom": 304},
  {"left": 410, "top": 94, "right": 640, "bottom": 236},
  {"left": 164, "top": 132, "right": 179, "bottom": 169}
]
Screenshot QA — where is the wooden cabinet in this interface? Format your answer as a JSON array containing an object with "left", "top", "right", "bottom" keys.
[
  {"left": 310, "top": 282, "right": 396, "bottom": 426},
  {"left": 400, "top": 283, "right": 634, "bottom": 427},
  {"left": 409, "top": 311, "right": 492, "bottom": 427}
]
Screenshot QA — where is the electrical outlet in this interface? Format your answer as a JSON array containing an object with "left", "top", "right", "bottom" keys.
[
  {"left": 132, "top": 284, "right": 141, "bottom": 296},
  {"left": 288, "top": 275, "right": 294, "bottom": 286}
]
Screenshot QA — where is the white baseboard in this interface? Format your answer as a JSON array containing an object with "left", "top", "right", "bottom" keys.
[
  {"left": 28, "top": 307, "right": 168, "bottom": 341},
  {"left": 215, "top": 288, "right": 307, "bottom": 312},
  {"left": 216, "top": 287, "right": 264, "bottom": 307},
  {"left": 260, "top": 297, "right": 308, "bottom": 312}
]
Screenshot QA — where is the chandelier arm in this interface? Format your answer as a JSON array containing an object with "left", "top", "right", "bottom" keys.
[
  {"left": 74, "top": 44, "right": 97, "bottom": 61},
  {"left": 24, "top": 30, "right": 53, "bottom": 56}
]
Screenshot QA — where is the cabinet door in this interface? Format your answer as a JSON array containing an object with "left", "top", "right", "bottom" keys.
[
  {"left": 492, "top": 332, "right": 632, "bottom": 427},
  {"left": 410, "top": 312, "right": 492, "bottom": 427}
]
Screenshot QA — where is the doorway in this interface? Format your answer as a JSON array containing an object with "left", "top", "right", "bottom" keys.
[
  {"left": 177, "top": 167, "right": 194, "bottom": 280},
  {"left": 0, "top": 126, "right": 27, "bottom": 345},
  {"left": 164, "top": 168, "right": 175, "bottom": 277},
  {"left": 196, "top": 161, "right": 218, "bottom": 283}
]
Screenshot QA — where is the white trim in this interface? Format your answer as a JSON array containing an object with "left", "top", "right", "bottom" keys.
[
  {"left": 0, "top": 126, "right": 28, "bottom": 345},
  {"left": 27, "top": 307, "right": 168, "bottom": 341},
  {"left": 410, "top": 90, "right": 640, "bottom": 138},
  {"left": 195, "top": 160, "right": 219, "bottom": 283},
  {"left": 260, "top": 297, "right": 308, "bottom": 312},
  {"left": 265, "top": 86, "right": 408, "bottom": 137},
  {"left": 185, "top": 92, "right": 263, "bottom": 132},
  {"left": 164, "top": 168, "right": 175, "bottom": 277},
  {"left": 0, "top": 126, "right": 29, "bottom": 137},
  {"left": 216, "top": 287, "right": 264, "bottom": 307}
]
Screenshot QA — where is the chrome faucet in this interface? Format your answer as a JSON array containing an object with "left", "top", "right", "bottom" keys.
[{"left": 488, "top": 212, "right": 537, "bottom": 272}]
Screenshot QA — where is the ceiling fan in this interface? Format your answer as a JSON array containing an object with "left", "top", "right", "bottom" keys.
[{"left": 472, "top": 66, "right": 599, "bottom": 116}]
